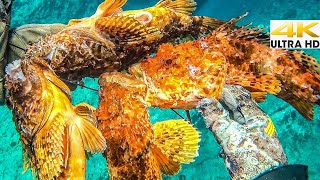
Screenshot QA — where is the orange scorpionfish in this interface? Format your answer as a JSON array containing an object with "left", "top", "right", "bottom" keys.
[
  {"left": 127, "top": 13, "right": 320, "bottom": 120},
  {"left": 26, "top": 0, "right": 223, "bottom": 81},
  {"left": 95, "top": 72, "right": 200, "bottom": 179},
  {"left": 5, "top": 57, "right": 106, "bottom": 180}
]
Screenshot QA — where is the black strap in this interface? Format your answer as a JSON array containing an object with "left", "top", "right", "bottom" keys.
[{"left": 254, "top": 164, "right": 308, "bottom": 180}]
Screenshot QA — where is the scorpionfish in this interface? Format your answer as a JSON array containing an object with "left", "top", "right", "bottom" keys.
[
  {"left": 5, "top": 57, "right": 106, "bottom": 180},
  {"left": 129, "top": 13, "right": 320, "bottom": 120},
  {"left": 25, "top": 0, "right": 223, "bottom": 82},
  {"left": 95, "top": 72, "right": 200, "bottom": 179}
]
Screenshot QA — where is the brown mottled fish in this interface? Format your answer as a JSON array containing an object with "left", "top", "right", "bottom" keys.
[
  {"left": 25, "top": 0, "right": 223, "bottom": 81},
  {"left": 5, "top": 57, "right": 106, "bottom": 180},
  {"left": 95, "top": 72, "right": 200, "bottom": 179}
]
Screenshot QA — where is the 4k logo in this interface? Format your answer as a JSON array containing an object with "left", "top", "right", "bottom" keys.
[{"left": 270, "top": 20, "right": 320, "bottom": 49}]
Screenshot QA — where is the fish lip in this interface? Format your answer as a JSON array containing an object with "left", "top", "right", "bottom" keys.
[{"left": 5, "top": 59, "right": 26, "bottom": 82}]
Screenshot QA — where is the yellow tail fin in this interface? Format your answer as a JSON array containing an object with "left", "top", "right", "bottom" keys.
[
  {"left": 153, "top": 119, "right": 200, "bottom": 175},
  {"left": 74, "top": 103, "right": 107, "bottom": 153}
]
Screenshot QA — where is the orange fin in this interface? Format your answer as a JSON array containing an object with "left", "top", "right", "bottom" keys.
[
  {"left": 251, "top": 92, "right": 267, "bottom": 102},
  {"left": 226, "top": 71, "right": 281, "bottom": 95},
  {"left": 155, "top": 0, "right": 197, "bottom": 15},
  {"left": 152, "top": 145, "right": 181, "bottom": 175},
  {"left": 95, "top": 15, "right": 162, "bottom": 45},
  {"left": 286, "top": 50, "right": 320, "bottom": 75},
  {"left": 282, "top": 96, "right": 314, "bottom": 120}
]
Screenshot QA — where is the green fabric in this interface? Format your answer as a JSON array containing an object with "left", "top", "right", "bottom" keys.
[
  {"left": 0, "top": 23, "right": 66, "bottom": 104},
  {"left": 0, "top": 0, "right": 12, "bottom": 105},
  {"left": 7, "top": 23, "right": 66, "bottom": 63}
]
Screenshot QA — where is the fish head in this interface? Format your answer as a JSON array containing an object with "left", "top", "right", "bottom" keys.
[{"left": 5, "top": 58, "right": 50, "bottom": 107}]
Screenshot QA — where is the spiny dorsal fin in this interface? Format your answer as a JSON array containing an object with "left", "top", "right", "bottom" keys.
[
  {"left": 212, "top": 12, "right": 248, "bottom": 34},
  {"left": 201, "top": 16, "right": 226, "bottom": 30},
  {"left": 95, "top": 0, "right": 127, "bottom": 17},
  {"left": 67, "top": 0, "right": 127, "bottom": 26},
  {"left": 153, "top": 119, "right": 200, "bottom": 166},
  {"left": 152, "top": 145, "right": 181, "bottom": 175},
  {"left": 229, "top": 25, "right": 270, "bottom": 45},
  {"left": 33, "top": 113, "right": 67, "bottom": 180},
  {"left": 73, "top": 103, "right": 107, "bottom": 153},
  {"left": 95, "top": 15, "right": 162, "bottom": 45},
  {"left": 155, "top": 0, "right": 197, "bottom": 15}
]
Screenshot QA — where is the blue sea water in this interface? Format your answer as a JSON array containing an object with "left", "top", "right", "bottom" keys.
[{"left": 0, "top": 0, "right": 319, "bottom": 179}]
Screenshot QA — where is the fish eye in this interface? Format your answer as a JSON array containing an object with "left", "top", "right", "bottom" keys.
[{"left": 165, "top": 59, "right": 172, "bottom": 65}]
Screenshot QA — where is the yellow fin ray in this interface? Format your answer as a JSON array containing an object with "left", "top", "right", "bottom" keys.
[
  {"left": 155, "top": 0, "right": 197, "bottom": 15},
  {"left": 33, "top": 113, "right": 67, "bottom": 180},
  {"left": 153, "top": 119, "right": 200, "bottom": 165},
  {"left": 74, "top": 103, "right": 107, "bottom": 153},
  {"left": 95, "top": 0, "right": 127, "bottom": 17}
]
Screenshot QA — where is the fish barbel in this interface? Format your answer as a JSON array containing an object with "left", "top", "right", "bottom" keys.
[
  {"left": 95, "top": 72, "right": 200, "bottom": 179},
  {"left": 5, "top": 57, "right": 106, "bottom": 180},
  {"left": 128, "top": 13, "right": 319, "bottom": 120}
]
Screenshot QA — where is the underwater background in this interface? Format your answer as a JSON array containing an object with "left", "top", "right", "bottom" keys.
[{"left": 0, "top": 0, "right": 319, "bottom": 179}]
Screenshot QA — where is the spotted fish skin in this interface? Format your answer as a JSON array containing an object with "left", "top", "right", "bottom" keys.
[
  {"left": 5, "top": 57, "right": 106, "bottom": 180},
  {"left": 197, "top": 85, "right": 288, "bottom": 180},
  {"left": 132, "top": 14, "right": 319, "bottom": 120},
  {"left": 95, "top": 72, "right": 200, "bottom": 179}
]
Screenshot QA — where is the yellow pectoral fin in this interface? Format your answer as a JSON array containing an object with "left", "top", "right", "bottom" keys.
[
  {"left": 153, "top": 119, "right": 200, "bottom": 165},
  {"left": 95, "top": 15, "right": 162, "bottom": 45},
  {"left": 152, "top": 145, "right": 181, "bottom": 175},
  {"left": 33, "top": 114, "right": 67, "bottom": 180},
  {"left": 155, "top": 0, "right": 197, "bottom": 15},
  {"left": 74, "top": 104, "right": 107, "bottom": 153}
]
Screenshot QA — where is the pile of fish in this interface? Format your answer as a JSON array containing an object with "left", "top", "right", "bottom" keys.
[{"left": 4, "top": 0, "right": 319, "bottom": 179}]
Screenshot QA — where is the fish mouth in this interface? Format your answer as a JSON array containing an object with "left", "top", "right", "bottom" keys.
[{"left": 5, "top": 59, "right": 26, "bottom": 82}]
